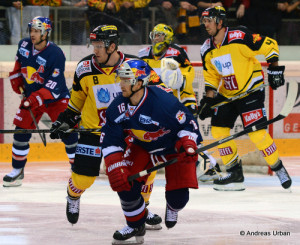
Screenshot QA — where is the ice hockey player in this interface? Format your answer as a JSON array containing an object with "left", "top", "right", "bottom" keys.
[
  {"left": 198, "top": 6, "right": 291, "bottom": 191},
  {"left": 101, "top": 59, "right": 201, "bottom": 244},
  {"left": 138, "top": 23, "right": 220, "bottom": 184},
  {"left": 49, "top": 25, "right": 162, "bottom": 230},
  {"left": 3, "top": 16, "right": 78, "bottom": 187}
]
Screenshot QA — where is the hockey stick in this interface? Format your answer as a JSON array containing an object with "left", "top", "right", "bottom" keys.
[
  {"left": 128, "top": 81, "right": 297, "bottom": 182},
  {"left": 20, "top": 87, "right": 47, "bottom": 146},
  {"left": 210, "top": 83, "right": 269, "bottom": 109},
  {"left": 0, "top": 128, "right": 101, "bottom": 134}
]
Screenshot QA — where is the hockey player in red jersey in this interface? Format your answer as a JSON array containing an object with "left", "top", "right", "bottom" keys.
[
  {"left": 3, "top": 16, "right": 78, "bottom": 187},
  {"left": 101, "top": 59, "right": 201, "bottom": 244},
  {"left": 198, "top": 6, "right": 291, "bottom": 191}
]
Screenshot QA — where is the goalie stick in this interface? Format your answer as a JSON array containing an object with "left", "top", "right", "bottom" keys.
[
  {"left": 19, "top": 87, "right": 47, "bottom": 146},
  {"left": 0, "top": 128, "right": 101, "bottom": 134},
  {"left": 128, "top": 81, "right": 298, "bottom": 182}
]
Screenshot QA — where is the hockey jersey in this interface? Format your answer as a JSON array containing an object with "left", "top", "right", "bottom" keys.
[
  {"left": 138, "top": 44, "right": 197, "bottom": 115},
  {"left": 201, "top": 26, "right": 279, "bottom": 98},
  {"left": 68, "top": 52, "right": 163, "bottom": 133},
  {"left": 15, "top": 38, "right": 69, "bottom": 102},
  {"left": 101, "top": 86, "right": 202, "bottom": 157}
]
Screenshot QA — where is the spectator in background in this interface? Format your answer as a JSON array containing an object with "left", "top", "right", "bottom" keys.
[
  {"left": 177, "top": 0, "right": 223, "bottom": 44},
  {"left": 0, "top": 0, "right": 24, "bottom": 44},
  {"left": 61, "top": 0, "right": 88, "bottom": 45},
  {"left": 222, "top": 0, "right": 250, "bottom": 20},
  {"left": 242, "top": 0, "right": 288, "bottom": 39},
  {"left": 148, "top": 0, "right": 179, "bottom": 31}
]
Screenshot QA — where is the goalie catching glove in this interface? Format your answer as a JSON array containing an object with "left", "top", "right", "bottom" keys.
[
  {"left": 175, "top": 136, "right": 198, "bottom": 164},
  {"left": 160, "top": 58, "right": 183, "bottom": 89},
  {"left": 267, "top": 65, "right": 285, "bottom": 90},
  {"left": 105, "top": 152, "right": 132, "bottom": 192},
  {"left": 50, "top": 108, "right": 81, "bottom": 139}
]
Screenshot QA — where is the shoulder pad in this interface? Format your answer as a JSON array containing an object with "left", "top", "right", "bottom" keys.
[
  {"left": 200, "top": 39, "right": 211, "bottom": 57},
  {"left": 75, "top": 59, "right": 92, "bottom": 78},
  {"left": 138, "top": 47, "right": 151, "bottom": 58}
]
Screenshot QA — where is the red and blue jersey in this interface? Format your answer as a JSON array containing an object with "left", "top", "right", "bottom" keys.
[
  {"left": 101, "top": 86, "right": 203, "bottom": 157},
  {"left": 15, "top": 37, "right": 70, "bottom": 103}
]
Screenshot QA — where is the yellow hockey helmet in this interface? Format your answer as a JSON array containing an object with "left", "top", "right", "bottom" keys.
[{"left": 149, "top": 24, "right": 174, "bottom": 56}]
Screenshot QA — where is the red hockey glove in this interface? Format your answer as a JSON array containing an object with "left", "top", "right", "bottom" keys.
[
  {"left": 22, "top": 88, "right": 54, "bottom": 110},
  {"left": 9, "top": 70, "right": 24, "bottom": 94},
  {"left": 175, "top": 136, "right": 198, "bottom": 164},
  {"left": 105, "top": 152, "right": 132, "bottom": 192}
]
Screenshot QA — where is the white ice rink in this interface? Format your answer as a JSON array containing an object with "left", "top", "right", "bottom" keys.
[{"left": 1, "top": 157, "right": 300, "bottom": 245}]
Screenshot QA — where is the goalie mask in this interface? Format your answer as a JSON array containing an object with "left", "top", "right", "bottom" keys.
[
  {"left": 117, "top": 59, "right": 151, "bottom": 86},
  {"left": 28, "top": 16, "right": 52, "bottom": 37},
  {"left": 201, "top": 6, "right": 227, "bottom": 27},
  {"left": 89, "top": 25, "right": 120, "bottom": 48},
  {"left": 149, "top": 24, "right": 174, "bottom": 56}
]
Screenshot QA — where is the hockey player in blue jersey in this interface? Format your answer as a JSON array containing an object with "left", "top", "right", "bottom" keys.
[
  {"left": 3, "top": 16, "right": 78, "bottom": 187},
  {"left": 101, "top": 59, "right": 201, "bottom": 244}
]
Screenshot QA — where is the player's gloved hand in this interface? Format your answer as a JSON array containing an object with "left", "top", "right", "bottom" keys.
[
  {"left": 267, "top": 65, "right": 285, "bottom": 90},
  {"left": 21, "top": 88, "right": 54, "bottom": 110},
  {"left": 198, "top": 96, "right": 215, "bottom": 120},
  {"left": 50, "top": 109, "right": 81, "bottom": 139},
  {"left": 9, "top": 70, "right": 24, "bottom": 94},
  {"left": 105, "top": 152, "right": 132, "bottom": 192},
  {"left": 175, "top": 136, "right": 198, "bottom": 164}
]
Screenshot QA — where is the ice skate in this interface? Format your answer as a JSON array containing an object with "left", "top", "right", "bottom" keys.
[
  {"left": 198, "top": 163, "right": 222, "bottom": 182},
  {"left": 271, "top": 160, "right": 292, "bottom": 191},
  {"left": 112, "top": 224, "right": 145, "bottom": 245},
  {"left": 145, "top": 210, "right": 162, "bottom": 230},
  {"left": 66, "top": 196, "right": 80, "bottom": 225},
  {"left": 165, "top": 204, "right": 178, "bottom": 229},
  {"left": 3, "top": 168, "right": 24, "bottom": 187},
  {"left": 213, "top": 161, "right": 245, "bottom": 191}
]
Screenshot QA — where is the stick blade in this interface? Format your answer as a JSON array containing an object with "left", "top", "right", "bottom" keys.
[{"left": 279, "top": 81, "right": 298, "bottom": 117}]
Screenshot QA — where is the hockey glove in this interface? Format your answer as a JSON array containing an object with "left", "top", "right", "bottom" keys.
[
  {"left": 105, "top": 152, "right": 132, "bottom": 192},
  {"left": 50, "top": 109, "right": 81, "bottom": 139},
  {"left": 267, "top": 65, "right": 285, "bottom": 90},
  {"left": 175, "top": 136, "right": 198, "bottom": 164},
  {"left": 198, "top": 96, "right": 215, "bottom": 120},
  {"left": 9, "top": 70, "right": 24, "bottom": 94},
  {"left": 21, "top": 88, "right": 54, "bottom": 110}
]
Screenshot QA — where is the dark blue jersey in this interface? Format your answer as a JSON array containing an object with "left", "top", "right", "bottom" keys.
[
  {"left": 101, "top": 86, "right": 203, "bottom": 157},
  {"left": 16, "top": 38, "right": 70, "bottom": 103}
]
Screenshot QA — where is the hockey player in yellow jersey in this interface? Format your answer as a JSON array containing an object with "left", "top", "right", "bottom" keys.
[
  {"left": 49, "top": 25, "right": 162, "bottom": 228},
  {"left": 198, "top": 6, "right": 291, "bottom": 191}
]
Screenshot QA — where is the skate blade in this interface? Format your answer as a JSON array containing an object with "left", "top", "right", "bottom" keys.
[
  {"left": 145, "top": 224, "right": 162, "bottom": 230},
  {"left": 3, "top": 179, "right": 23, "bottom": 187},
  {"left": 112, "top": 236, "right": 144, "bottom": 245},
  {"left": 213, "top": 182, "right": 245, "bottom": 191}
]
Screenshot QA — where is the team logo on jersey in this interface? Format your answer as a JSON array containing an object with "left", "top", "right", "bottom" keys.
[
  {"left": 165, "top": 48, "right": 180, "bottom": 57},
  {"left": 228, "top": 30, "right": 245, "bottom": 43},
  {"left": 124, "top": 128, "right": 170, "bottom": 142},
  {"left": 252, "top": 34, "right": 262, "bottom": 43},
  {"left": 21, "top": 66, "right": 44, "bottom": 84},
  {"left": 36, "top": 56, "right": 46, "bottom": 66},
  {"left": 76, "top": 60, "right": 92, "bottom": 77},
  {"left": 19, "top": 48, "right": 29, "bottom": 58},
  {"left": 139, "top": 115, "right": 159, "bottom": 126},
  {"left": 75, "top": 144, "right": 101, "bottom": 157},
  {"left": 97, "top": 88, "right": 110, "bottom": 103},
  {"left": 176, "top": 110, "right": 186, "bottom": 124},
  {"left": 242, "top": 108, "right": 265, "bottom": 127},
  {"left": 52, "top": 68, "right": 60, "bottom": 77}
]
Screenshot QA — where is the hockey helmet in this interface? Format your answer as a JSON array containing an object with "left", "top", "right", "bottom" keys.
[
  {"left": 149, "top": 24, "right": 174, "bottom": 56},
  {"left": 89, "top": 25, "right": 120, "bottom": 48},
  {"left": 28, "top": 16, "right": 52, "bottom": 37},
  {"left": 201, "top": 6, "right": 227, "bottom": 26},
  {"left": 117, "top": 59, "right": 151, "bottom": 86}
]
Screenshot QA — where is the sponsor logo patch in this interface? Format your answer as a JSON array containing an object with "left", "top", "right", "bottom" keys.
[
  {"left": 228, "top": 30, "right": 245, "bottom": 43},
  {"left": 76, "top": 60, "right": 92, "bottom": 77},
  {"left": 19, "top": 48, "right": 29, "bottom": 58},
  {"left": 242, "top": 109, "right": 264, "bottom": 127},
  {"left": 75, "top": 144, "right": 101, "bottom": 157}
]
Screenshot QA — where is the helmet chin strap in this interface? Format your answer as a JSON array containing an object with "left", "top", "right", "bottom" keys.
[
  {"left": 35, "top": 33, "right": 47, "bottom": 46},
  {"left": 99, "top": 44, "right": 117, "bottom": 66}
]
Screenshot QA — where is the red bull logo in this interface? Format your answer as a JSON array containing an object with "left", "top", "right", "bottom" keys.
[
  {"left": 135, "top": 69, "right": 146, "bottom": 77},
  {"left": 125, "top": 128, "right": 171, "bottom": 142}
]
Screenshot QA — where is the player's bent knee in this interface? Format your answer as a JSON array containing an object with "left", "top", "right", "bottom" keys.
[{"left": 70, "top": 172, "right": 96, "bottom": 192}]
